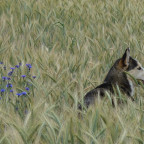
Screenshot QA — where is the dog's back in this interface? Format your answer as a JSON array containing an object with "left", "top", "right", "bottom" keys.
[{"left": 82, "top": 83, "right": 113, "bottom": 108}]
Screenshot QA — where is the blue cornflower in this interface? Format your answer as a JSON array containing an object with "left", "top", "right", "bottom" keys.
[
  {"left": 17, "top": 91, "right": 27, "bottom": 96},
  {"left": 21, "top": 91, "right": 27, "bottom": 95},
  {"left": 0, "top": 97, "right": 1, "bottom": 100},
  {"left": 19, "top": 62, "right": 22, "bottom": 66},
  {"left": 25, "top": 87, "right": 29, "bottom": 91},
  {"left": 15, "top": 65, "right": 19, "bottom": 68},
  {"left": 2, "top": 76, "right": 7, "bottom": 81},
  {"left": 11, "top": 67, "right": 15, "bottom": 71},
  {"left": 26, "top": 64, "right": 32, "bottom": 68},
  {"left": 26, "top": 64, "right": 32, "bottom": 70},
  {"left": 16, "top": 93, "right": 22, "bottom": 97},
  {"left": 7, "top": 77, "right": 11, "bottom": 80},
  {"left": 8, "top": 71, "right": 13, "bottom": 76},
  {"left": 10, "top": 89, "right": 14, "bottom": 93},
  {"left": 6, "top": 83, "right": 12, "bottom": 88},
  {"left": 21, "top": 75, "right": 26, "bottom": 78},
  {"left": 0, "top": 62, "right": 3, "bottom": 64},
  {"left": 16, "top": 107, "right": 18, "bottom": 111},
  {"left": 32, "top": 76, "right": 36, "bottom": 79},
  {"left": 3, "top": 66, "right": 6, "bottom": 70},
  {"left": 1, "top": 89, "right": 5, "bottom": 93}
]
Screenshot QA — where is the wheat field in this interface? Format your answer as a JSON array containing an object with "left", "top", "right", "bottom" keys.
[{"left": 0, "top": 0, "right": 144, "bottom": 143}]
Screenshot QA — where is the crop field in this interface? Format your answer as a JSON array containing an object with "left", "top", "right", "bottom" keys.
[{"left": 0, "top": 0, "right": 144, "bottom": 143}]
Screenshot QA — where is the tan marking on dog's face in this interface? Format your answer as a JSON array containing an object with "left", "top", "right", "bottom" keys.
[
  {"left": 117, "top": 59, "right": 124, "bottom": 69},
  {"left": 117, "top": 59, "right": 128, "bottom": 70},
  {"left": 117, "top": 48, "right": 130, "bottom": 70}
]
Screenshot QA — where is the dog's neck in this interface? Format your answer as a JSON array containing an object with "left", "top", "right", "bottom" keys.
[
  {"left": 127, "top": 78, "right": 134, "bottom": 96},
  {"left": 104, "top": 70, "right": 134, "bottom": 97}
]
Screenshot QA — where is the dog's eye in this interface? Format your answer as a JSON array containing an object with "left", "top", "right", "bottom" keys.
[{"left": 137, "top": 67, "right": 142, "bottom": 70}]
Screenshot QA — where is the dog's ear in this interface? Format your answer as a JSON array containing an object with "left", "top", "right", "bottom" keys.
[
  {"left": 122, "top": 48, "right": 130, "bottom": 66},
  {"left": 118, "top": 48, "right": 130, "bottom": 69}
]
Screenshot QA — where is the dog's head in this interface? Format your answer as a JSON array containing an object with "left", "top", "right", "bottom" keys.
[{"left": 118, "top": 48, "right": 144, "bottom": 83}]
